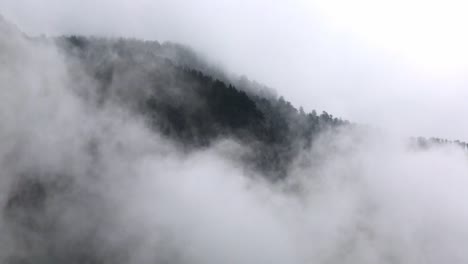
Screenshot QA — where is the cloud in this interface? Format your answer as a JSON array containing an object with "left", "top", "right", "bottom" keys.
[{"left": 1, "top": 5, "right": 468, "bottom": 264}]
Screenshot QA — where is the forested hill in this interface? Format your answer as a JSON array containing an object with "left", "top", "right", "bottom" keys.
[
  {"left": 53, "top": 35, "right": 468, "bottom": 177},
  {"left": 54, "top": 35, "right": 350, "bottom": 179},
  {"left": 3, "top": 16, "right": 468, "bottom": 264}
]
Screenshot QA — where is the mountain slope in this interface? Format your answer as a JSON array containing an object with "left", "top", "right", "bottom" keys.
[{"left": 55, "top": 35, "right": 349, "bottom": 179}]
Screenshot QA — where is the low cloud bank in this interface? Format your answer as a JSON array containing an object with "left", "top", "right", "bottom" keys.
[{"left": 0, "top": 18, "right": 468, "bottom": 264}]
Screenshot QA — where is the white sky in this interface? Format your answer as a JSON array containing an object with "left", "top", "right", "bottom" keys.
[{"left": 2, "top": 0, "right": 468, "bottom": 140}]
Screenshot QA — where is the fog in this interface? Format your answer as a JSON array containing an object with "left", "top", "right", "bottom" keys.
[
  {"left": 0, "top": 8, "right": 468, "bottom": 263},
  {"left": 3, "top": 0, "right": 468, "bottom": 140}
]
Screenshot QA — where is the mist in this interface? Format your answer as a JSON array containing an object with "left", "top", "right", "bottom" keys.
[
  {"left": 3, "top": 0, "right": 468, "bottom": 140},
  {"left": 1, "top": 2, "right": 468, "bottom": 264}
]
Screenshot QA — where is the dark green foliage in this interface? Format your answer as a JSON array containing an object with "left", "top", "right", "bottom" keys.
[
  {"left": 56, "top": 35, "right": 349, "bottom": 179},
  {"left": 144, "top": 68, "right": 266, "bottom": 146}
]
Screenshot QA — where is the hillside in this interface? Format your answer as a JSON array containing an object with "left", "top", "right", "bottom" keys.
[{"left": 54, "top": 35, "right": 349, "bottom": 179}]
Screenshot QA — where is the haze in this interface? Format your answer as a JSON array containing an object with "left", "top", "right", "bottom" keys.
[
  {"left": 1, "top": 1, "right": 468, "bottom": 263},
  {"left": 3, "top": 0, "right": 468, "bottom": 140}
]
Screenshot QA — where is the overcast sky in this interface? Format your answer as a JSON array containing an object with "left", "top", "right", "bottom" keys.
[{"left": 3, "top": 0, "right": 468, "bottom": 141}]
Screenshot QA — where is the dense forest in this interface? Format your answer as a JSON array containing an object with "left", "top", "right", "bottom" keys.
[
  {"left": 54, "top": 35, "right": 350, "bottom": 179},
  {"left": 55, "top": 36, "right": 468, "bottom": 178}
]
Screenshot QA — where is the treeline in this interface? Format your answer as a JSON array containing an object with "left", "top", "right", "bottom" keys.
[
  {"left": 56, "top": 35, "right": 349, "bottom": 179},
  {"left": 411, "top": 137, "right": 468, "bottom": 151}
]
